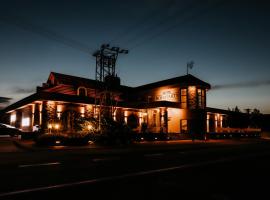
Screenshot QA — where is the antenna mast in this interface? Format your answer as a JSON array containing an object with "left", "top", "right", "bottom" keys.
[{"left": 187, "top": 61, "right": 194, "bottom": 75}]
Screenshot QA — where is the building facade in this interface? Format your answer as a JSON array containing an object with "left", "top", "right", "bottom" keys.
[{"left": 4, "top": 72, "right": 229, "bottom": 137}]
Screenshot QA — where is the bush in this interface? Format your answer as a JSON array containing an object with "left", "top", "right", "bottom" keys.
[
  {"left": 63, "top": 133, "right": 90, "bottom": 146},
  {"left": 93, "top": 118, "right": 133, "bottom": 145},
  {"left": 35, "top": 132, "right": 94, "bottom": 146}
]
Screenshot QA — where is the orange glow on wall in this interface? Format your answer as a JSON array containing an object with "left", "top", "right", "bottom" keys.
[
  {"left": 54, "top": 124, "right": 60, "bottom": 130},
  {"left": 80, "top": 106, "right": 85, "bottom": 117},
  {"left": 155, "top": 88, "right": 179, "bottom": 102},
  {"left": 57, "top": 105, "right": 63, "bottom": 112},
  {"left": 167, "top": 108, "right": 181, "bottom": 133},
  {"left": 124, "top": 110, "right": 128, "bottom": 123},
  {"left": 39, "top": 104, "right": 42, "bottom": 125},
  {"left": 48, "top": 124, "right": 52, "bottom": 129}
]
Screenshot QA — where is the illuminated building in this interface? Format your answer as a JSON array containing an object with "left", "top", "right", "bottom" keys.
[{"left": 3, "top": 72, "right": 231, "bottom": 137}]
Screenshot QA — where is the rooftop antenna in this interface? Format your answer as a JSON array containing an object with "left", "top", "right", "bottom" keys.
[{"left": 187, "top": 61, "right": 194, "bottom": 75}]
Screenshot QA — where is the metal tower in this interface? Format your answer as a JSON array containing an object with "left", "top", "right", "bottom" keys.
[
  {"left": 93, "top": 44, "right": 128, "bottom": 130},
  {"left": 93, "top": 44, "right": 128, "bottom": 82}
]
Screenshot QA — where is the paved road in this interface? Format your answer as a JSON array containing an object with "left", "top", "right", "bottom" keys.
[
  {"left": 0, "top": 137, "right": 22, "bottom": 153},
  {"left": 0, "top": 138, "right": 269, "bottom": 199}
]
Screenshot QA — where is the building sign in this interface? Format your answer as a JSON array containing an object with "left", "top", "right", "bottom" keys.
[{"left": 155, "top": 88, "right": 179, "bottom": 102}]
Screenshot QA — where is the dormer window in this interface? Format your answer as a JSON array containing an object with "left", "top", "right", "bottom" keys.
[{"left": 77, "top": 87, "right": 87, "bottom": 97}]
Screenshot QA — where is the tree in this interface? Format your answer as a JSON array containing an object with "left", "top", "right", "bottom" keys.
[{"left": 250, "top": 108, "right": 262, "bottom": 128}]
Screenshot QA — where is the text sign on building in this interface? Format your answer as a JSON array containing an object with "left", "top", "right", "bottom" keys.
[{"left": 155, "top": 88, "right": 179, "bottom": 102}]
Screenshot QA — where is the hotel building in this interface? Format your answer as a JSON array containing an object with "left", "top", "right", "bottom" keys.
[{"left": 3, "top": 72, "right": 228, "bottom": 137}]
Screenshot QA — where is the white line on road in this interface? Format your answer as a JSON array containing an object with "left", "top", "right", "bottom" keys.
[
  {"left": 2, "top": 152, "right": 268, "bottom": 198},
  {"left": 18, "top": 162, "right": 61, "bottom": 168},
  {"left": 178, "top": 152, "right": 185, "bottom": 154},
  {"left": 92, "top": 157, "right": 120, "bottom": 162},
  {"left": 144, "top": 153, "right": 164, "bottom": 157}
]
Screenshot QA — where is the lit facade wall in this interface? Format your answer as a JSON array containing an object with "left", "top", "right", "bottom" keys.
[{"left": 167, "top": 108, "right": 181, "bottom": 133}]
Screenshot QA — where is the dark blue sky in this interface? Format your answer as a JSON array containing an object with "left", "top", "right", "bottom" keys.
[{"left": 0, "top": 0, "right": 269, "bottom": 113}]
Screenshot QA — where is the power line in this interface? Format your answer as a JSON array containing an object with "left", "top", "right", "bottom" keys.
[
  {"left": 109, "top": 0, "right": 175, "bottom": 44},
  {"left": 122, "top": 0, "right": 202, "bottom": 46},
  {"left": 129, "top": 0, "right": 227, "bottom": 50},
  {"left": 0, "top": 15, "right": 94, "bottom": 55}
]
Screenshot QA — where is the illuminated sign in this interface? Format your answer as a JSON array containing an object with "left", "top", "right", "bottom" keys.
[{"left": 155, "top": 89, "right": 179, "bottom": 102}]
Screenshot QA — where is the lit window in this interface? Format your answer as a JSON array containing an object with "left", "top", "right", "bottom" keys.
[
  {"left": 198, "top": 89, "right": 202, "bottom": 108},
  {"left": 10, "top": 114, "right": 16, "bottom": 123},
  {"left": 22, "top": 118, "right": 30, "bottom": 127},
  {"left": 180, "top": 89, "right": 187, "bottom": 109}
]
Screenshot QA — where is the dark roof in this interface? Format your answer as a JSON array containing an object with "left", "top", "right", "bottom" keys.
[
  {"left": 206, "top": 107, "right": 247, "bottom": 115},
  {"left": 3, "top": 92, "right": 96, "bottom": 113},
  {"left": 49, "top": 72, "right": 133, "bottom": 92},
  {"left": 135, "top": 74, "right": 211, "bottom": 91}
]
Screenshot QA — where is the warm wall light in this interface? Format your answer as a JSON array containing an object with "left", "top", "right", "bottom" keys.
[
  {"left": 57, "top": 105, "right": 63, "bottom": 112},
  {"left": 87, "top": 124, "right": 92, "bottom": 130},
  {"left": 55, "top": 124, "right": 60, "bottom": 130},
  {"left": 10, "top": 114, "right": 16, "bottom": 123},
  {"left": 124, "top": 110, "right": 128, "bottom": 123},
  {"left": 48, "top": 124, "right": 52, "bottom": 129},
  {"left": 22, "top": 117, "right": 30, "bottom": 127},
  {"left": 55, "top": 140, "right": 61, "bottom": 144},
  {"left": 80, "top": 106, "right": 85, "bottom": 117}
]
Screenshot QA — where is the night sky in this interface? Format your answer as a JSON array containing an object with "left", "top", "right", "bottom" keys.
[{"left": 0, "top": 0, "right": 269, "bottom": 113}]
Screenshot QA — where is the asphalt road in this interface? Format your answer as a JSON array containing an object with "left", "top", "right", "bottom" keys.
[
  {"left": 0, "top": 137, "right": 23, "bottom": 153},
  {"left": 0, "top": 138, "right": 269, "bottom": 200}
]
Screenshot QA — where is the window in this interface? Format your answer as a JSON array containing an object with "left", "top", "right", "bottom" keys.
[
  {"left": 22, "top": 117, "right": 30, "bottom": 127},
  {"left": 10, "top": 114, "right": 16, "bottom": 123},
  {"left": 202, "top": 90, "right": 205, "bottom": 108},
  {"left": 197, "top": 89, "right": 205, "bottom": 108},
  {"left": 198, "top": 89, "right": 202, "bottom": 108},
  {"left": 180, "top": 89, "right": 187, "bottom": 109},
  {"left": 77, "top": 87, "right": 87, "bottom": 96}
]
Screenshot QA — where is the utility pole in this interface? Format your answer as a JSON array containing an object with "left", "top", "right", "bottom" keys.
[{"left": 92, "top": 44, "right": 128, "bottom": 131}]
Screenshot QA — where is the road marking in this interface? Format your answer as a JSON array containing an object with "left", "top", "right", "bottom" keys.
[
  {"left": 92, "top": 157, "right": 120, "bottom": 162},
  {"left": 144, "top": 153, "right": 164, "bottom": 157},
  {"left": 1, "top": 152, "right": 269, "bottom": 198},
  {"left": 178, "top": 151, "right": 185, "bottom": 154},
  {"left": 18, "top": 162, "right": 61, "bottom": 168}
]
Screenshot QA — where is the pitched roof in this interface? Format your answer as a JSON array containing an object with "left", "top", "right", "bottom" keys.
[
  {"left": 48, "top": 72, "right": 133, "bottom": 92},
  {"left": 3, "top": 92, "right": 96, "bottom": 113},
  {"left": 135, "top": 74, "right": 211, "bottom": 91}
]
